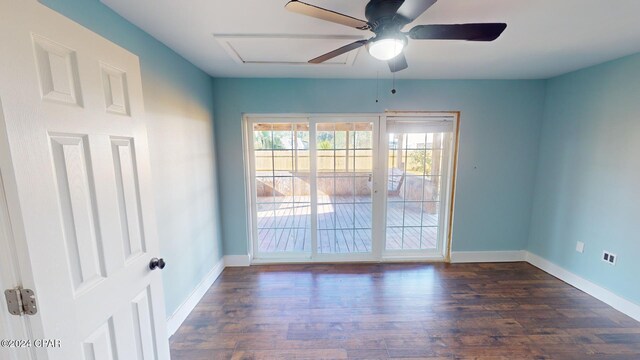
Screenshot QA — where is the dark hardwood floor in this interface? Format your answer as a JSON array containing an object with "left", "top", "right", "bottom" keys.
[{"left": 170, "top": 262, "right": 640, "bottom": 359}]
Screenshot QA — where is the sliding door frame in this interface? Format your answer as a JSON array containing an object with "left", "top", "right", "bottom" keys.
[
  {"left": 311, "top": 115, "right": 382, "bottom": 263},
  {"left": 244, "top": 114, "right": 382, "bottom": 263},
  {"left": 242, "top": 112, "right": 459, "bottom": 264},
  {"left": 243, "top": 115, "right": 312, "bottom": 261}
]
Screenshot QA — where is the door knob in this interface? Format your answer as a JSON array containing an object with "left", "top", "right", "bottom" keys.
[{"left": 149, "top": 258, "right": 166, "bottom": 270}]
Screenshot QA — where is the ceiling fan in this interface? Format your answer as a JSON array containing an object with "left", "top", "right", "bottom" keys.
[{"left": 285, "top": 0, "right": 507, "bottom": 72}]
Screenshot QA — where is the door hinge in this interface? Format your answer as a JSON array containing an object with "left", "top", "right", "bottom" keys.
[{"left": 4, "top": 288, "right": 37, "bottom": 316}]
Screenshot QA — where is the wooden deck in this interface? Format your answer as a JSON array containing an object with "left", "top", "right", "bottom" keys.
[{"left": 256, "top": 196, "right": 439, "bottom": 253}]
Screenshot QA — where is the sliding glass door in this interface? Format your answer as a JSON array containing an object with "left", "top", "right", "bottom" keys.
[
  {"left": 252, "top": 121, "right": 311, "bottom": 255},
  {"left": 248, "top": 116, "right": 378, "bottom": 260},
  {"left": 246, "top": 113, "right": 456, "bottom": 262},
  {"left": 316, "top": 120, "right": 374, "bottom": 255}
]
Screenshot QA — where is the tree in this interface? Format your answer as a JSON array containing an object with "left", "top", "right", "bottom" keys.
[
  {"left": 254, "top": 131, "right": 285, "bottom": 149},
  {"left": 318, "top": 140, "right": 333, "bottom": 149},
  {"left": 408, "top": 150, "right": 432, "bottom": 174}
]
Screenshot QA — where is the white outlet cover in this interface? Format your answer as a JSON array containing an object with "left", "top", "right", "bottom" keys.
[{"left": 576, "top": 241, "right": 585, "bottom": 253}]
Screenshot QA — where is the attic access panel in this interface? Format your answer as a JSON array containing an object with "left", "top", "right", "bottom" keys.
[{"left": 213, "top": 34, "right": 364, "bottom": 65}]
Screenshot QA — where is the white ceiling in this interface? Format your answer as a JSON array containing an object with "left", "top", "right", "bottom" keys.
[{"left": 101, "top": 0, "right": 640, "bottom": 79}]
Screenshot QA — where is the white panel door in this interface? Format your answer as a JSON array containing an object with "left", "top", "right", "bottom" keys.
[{"left": 0, "top": 1, "right": 170, "bottom": 359}]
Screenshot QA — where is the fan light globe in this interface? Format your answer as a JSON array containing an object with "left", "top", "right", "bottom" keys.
[{"left": 367, "top": 38, "right": 405, "bottom": 61}]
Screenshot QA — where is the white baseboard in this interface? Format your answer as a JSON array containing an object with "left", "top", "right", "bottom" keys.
[
  {"left": 224, "top": 254, "right": 251, "bottom": 267},
  {"left": 166, "top": 254, "right": 249, "bottom": 337},
  {"left": 450, "top": 250, "right": 526, "bottom": 263},
  {"left": 166, "top": 257, "right": 225, "bottom": 337},
  {"left": 525, "top": 251, "right": 640, "bottom": 322}
]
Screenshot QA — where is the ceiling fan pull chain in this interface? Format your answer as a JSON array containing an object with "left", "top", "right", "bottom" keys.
[
  {"left": 391, "top": 71, "right": 397, "bottom": 95},
  {"left": 376, "top": 71, "right": 380, "bottom": 103}
]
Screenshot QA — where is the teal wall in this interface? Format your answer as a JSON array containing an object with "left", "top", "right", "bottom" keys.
[
  {"left": 212, "top": 78, "right": 547, "bottom": 255},
  {"left": 40, "top": 0, "right": 224, "bottom": 317},
  {"left": 529, "top": 53, "right": 640, "bottom": 304}
]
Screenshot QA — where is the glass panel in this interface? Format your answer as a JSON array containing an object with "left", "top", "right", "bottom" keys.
[
  {"left": 402, "top": 176, "right": 425, "bottom": 201},
  {"left": 421, "top": 227, "right": 438, "bottom": 250},
  {"left": 406, "top": 149, "right": 429, "bottom": 175},
  {"left": 334, "top": 229, "right": 355, "bottom": 253},
  {"left": 354, "top": 229, "right": 372, "bottom": 253},
  {"left": 428, "top": 149, "right": 444, "bottom": 176},
  {"left": 296, "top": 149, "right": 310, "bottom": 172},
  {"left": 296, "top": 130, "right": 310, "bottom": 147},
  {"left": 386, "top": 227, "right": 403, "bottom": 250},
  {"left": 354, "top": 177, "right": 372, "bottom": 202},
  {"left": 316, "top": 177, "right": 334, "bottom": 204},
  {"left": 335, "top": 204, "right": 355, "bottom": 229},
  {"left": 385, "top": 129, "right": 451, "bottom": 253},
  {"left": 333, "top": 177, "right": 354, "bottom": 203},
  {"left": 423, "top": 180, "right": 441, "bottom": 202},
  {"left": 354, "top": 203, "right": 372, "bottom": 228},
  {"left": 334, "top": 149, "right": 348, "bottom": 172},
  {"left": 317, "top": 203, "right": 335, "bottom": 229},
  {"left": 428, "top": 133, "right": 445, "bottom": 150},
  {"left": 273, "top": 150, "right": 293, "bottom": 172},
  {"left": 293, "top": 176, "right": 311, "bottom": 203},
  {"left": 272, "top": 125, "right": 293, "bottom": 150},
  {"left": 274, "top": 203, "right": 294, "bottom": 228},
  {"left": 402, "top": 227, "right": 422, "bottom": 250},
  {"left": 253, "top": 123, "right": 273, "bottom": 149},
  {"left": 422, "top": 201, "right": 440, "bottom": 226},
  {"left": 256, "top": 177, "right": 274, "bottom": 203},
  {"left": 354, "top": 150, "right": 372, "bottom": 173},
  {"left": 317, "top": 149, "right": 335, "bottom": 173},
  {"left": 253, "top": 122, "right": 310, "bottom": 254},
  {"left": 316, "top": 121, "right": 373, "bottom": 255},
  {"left": 273, "top": 177, "right": 293, "bottom": 202},
  {"left": 317, "top": 130, "right": 334, "bottom": 149},
  {"left": 386, "top": 201, "right": 404, "bottom": 227},
  {"left": 405, "top": 133, "right": 427, "bottom": 149},
  {"left": 355, "top": 130, "right": 372, "bottom": 149},
  {"left": 254, "top": 150, "right": 274, "bottom": 173},
  {"left": 334, "top": 131, "right": 348, "bottom": 150},
  {"left": 403, "top": 202, "right": 422, "bottom": 227},
  {"left": 317, "top": 230, "right": 334, "bottom": 254},
  {"left": 257, "top": 228, "right": 275, "bottom": 252},
  {"left": 256, "top": 203, "right": 275, "bottom": 229},
  {"left": 292, "top": 203, "right": 311, "bottom": 229},
  {"left": 292, "top": 228, "right": 311, "bottom": 252}
]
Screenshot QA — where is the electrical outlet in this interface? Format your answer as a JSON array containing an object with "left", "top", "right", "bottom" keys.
[
  {"left": 602, "top": 251, "right": 617, "bottom": 265},
  {"left": 576, "top": 241, "right": 585, "bottom": 253}
]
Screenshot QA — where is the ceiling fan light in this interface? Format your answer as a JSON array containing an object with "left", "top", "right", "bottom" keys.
[{"left": 367, "top": 38, "right": 405, "bottom": 61}]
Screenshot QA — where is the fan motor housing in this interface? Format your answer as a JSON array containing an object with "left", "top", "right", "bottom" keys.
[{"left": 365, "top": 0, "right": 411, "bottom": 33}]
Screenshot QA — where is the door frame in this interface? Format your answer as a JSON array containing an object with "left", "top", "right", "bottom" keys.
[{"left": 242, "top": 112, "right": 460, "bottom": 264}]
